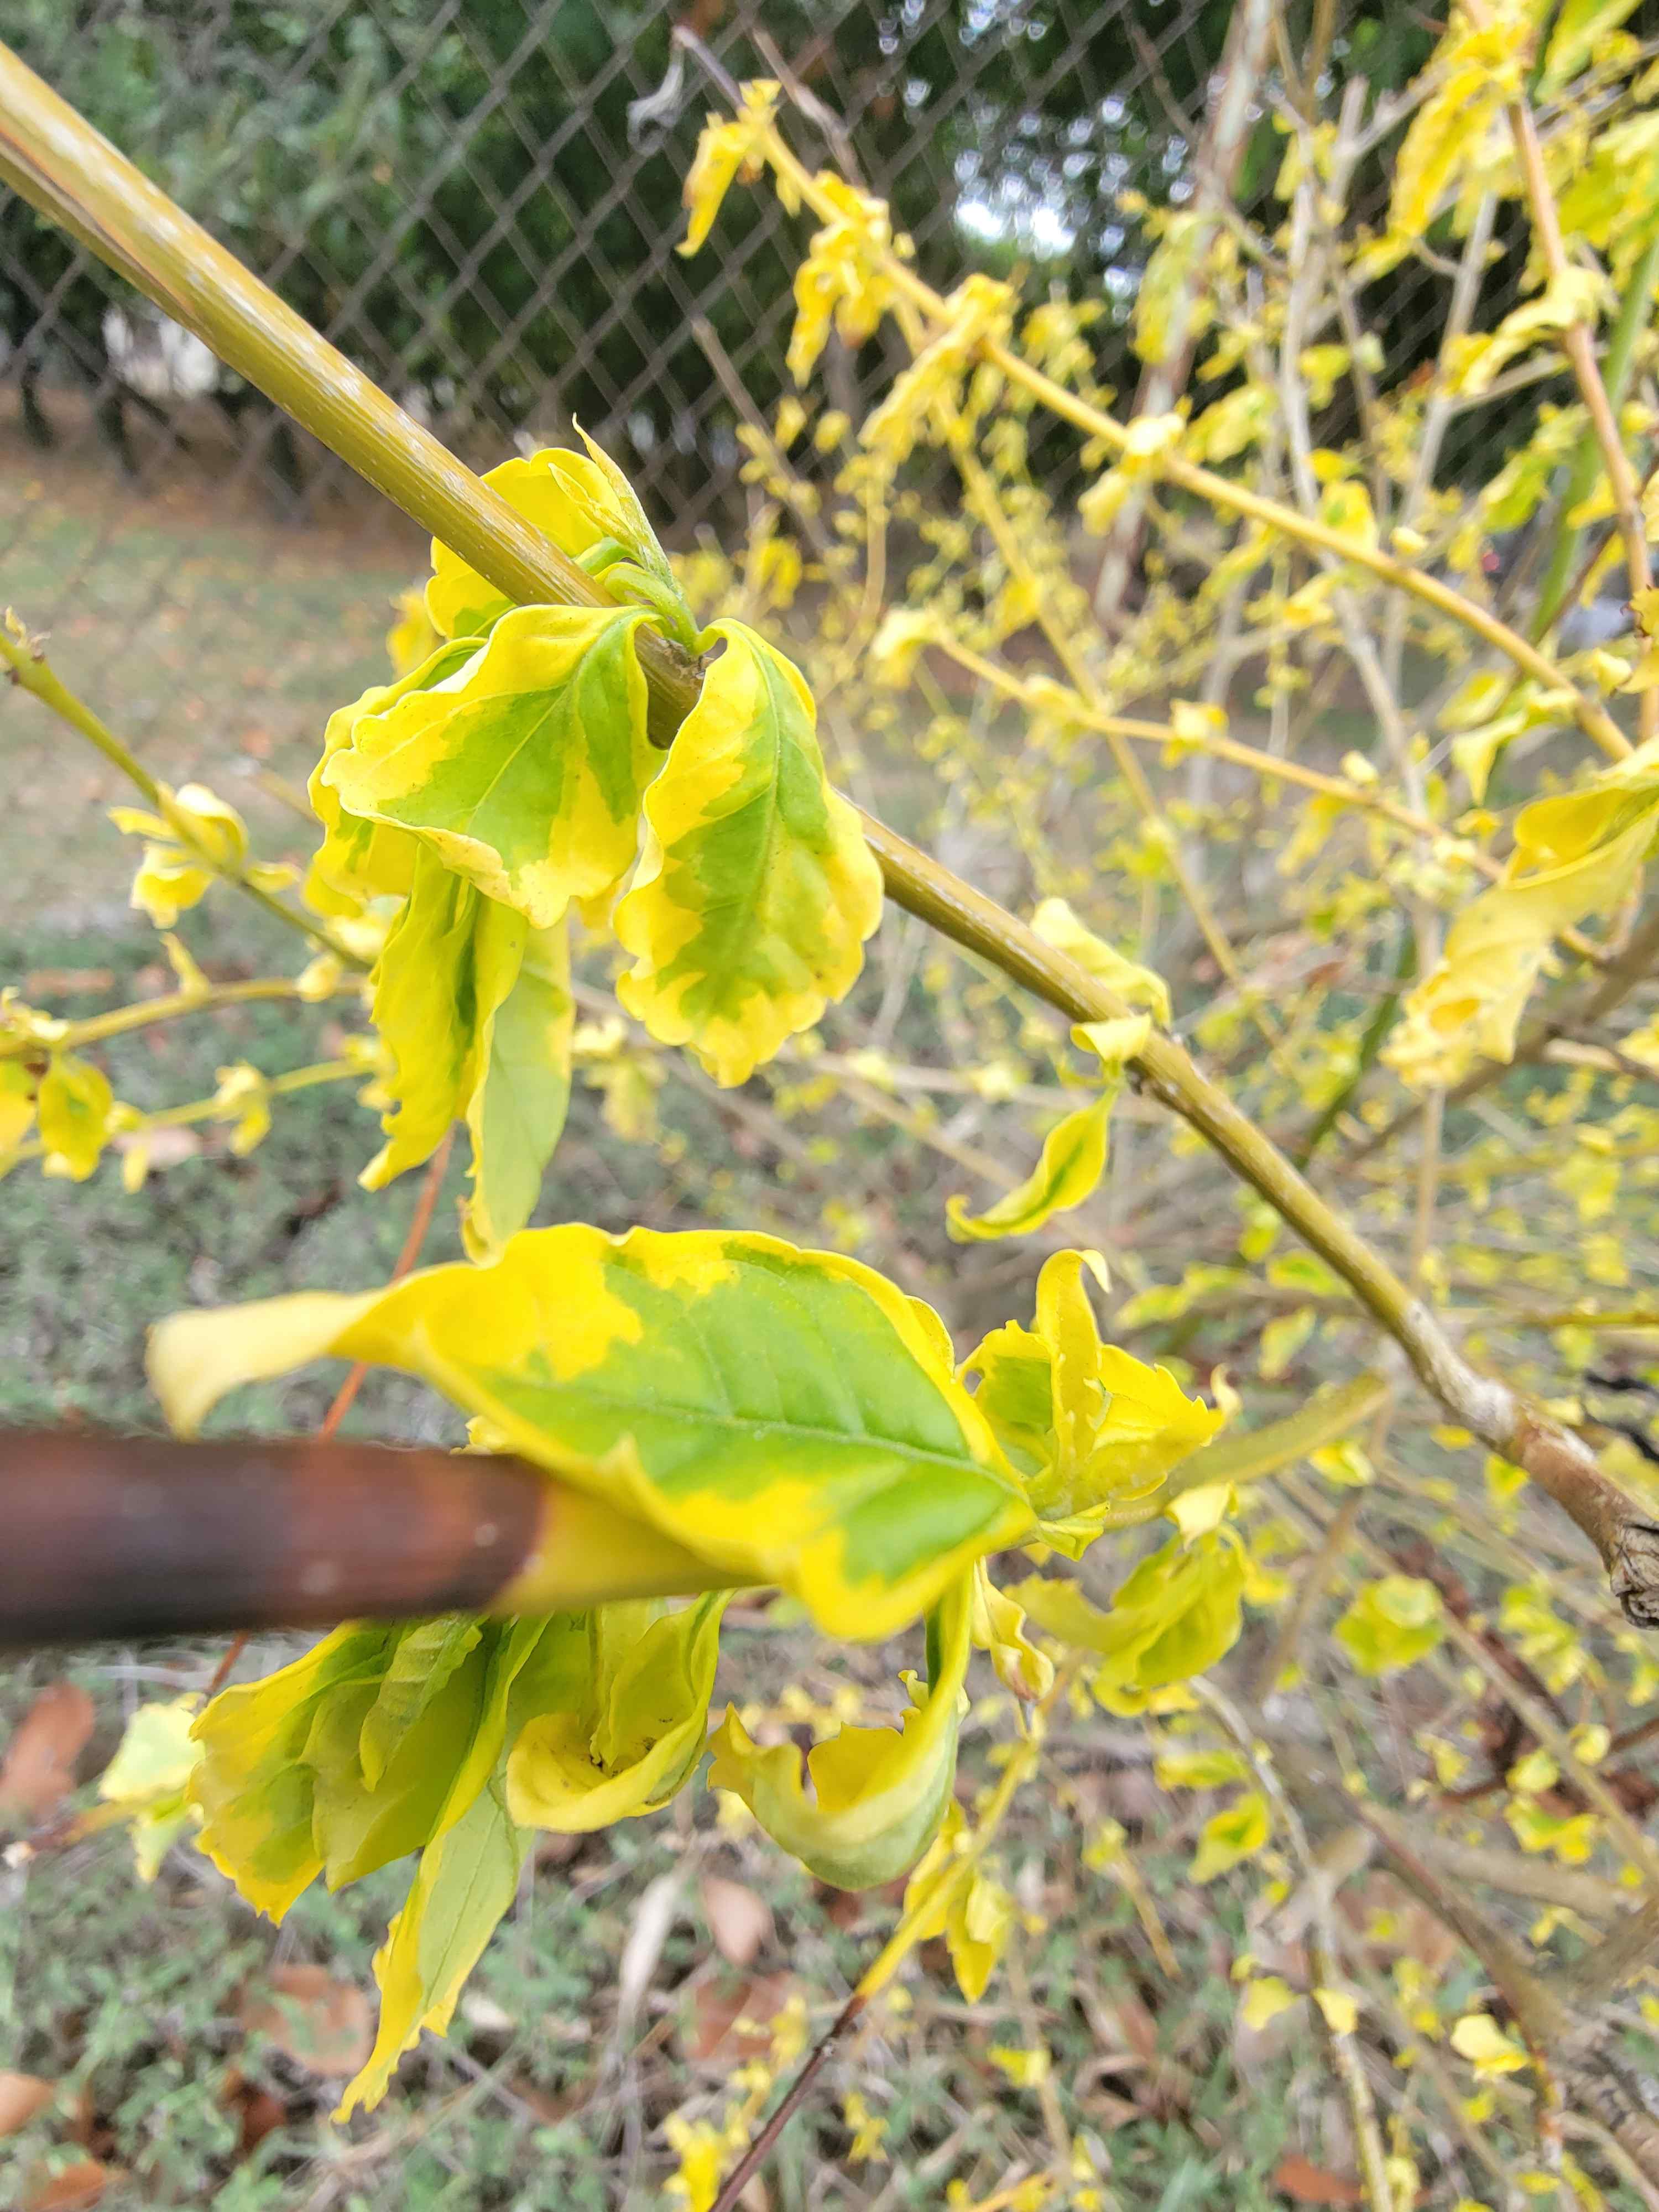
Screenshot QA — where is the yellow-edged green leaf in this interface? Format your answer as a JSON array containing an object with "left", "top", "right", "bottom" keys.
[
  {"left": 426, "top": 451, "right": 611, "bottom": 640},
  {"left": 190, "top": 1617, "right": 571, "bottom": 1921},
  {"left": 361, "top": 852, "right": 570, "bottom": 1256},
  {"left": 708, "top": 1574, "right": 971, "bottom": 1888},
  {"left": 361, "top": 846, "right": 512, "bottom": 1188},
  {"left": 324, "top": 606, "right": 654, "bottom": 928},
  {"left": 947, "top": 1093, "right": 1113, "bottom": 1243},
  {"left": 38, "top": 1053, "right": 113, "bottom": 1182},
  {"left": 305, "top": 637, "right": 477, "bottom": 917},
  {"left": 507, "top": 1595, "right": 726, "bottom": 1829},
  {"left": 949, "top": 1019, "right": 1148, "bottom": 1243},
  {"left": 149, "top": 1225, "right": 1032, "bottom": 1640},
  {"left": 463, "top": 915, "right": 573, "bottom": 1263},
  {"left": 614, "top": 620, "right": 883, "bottom": 1086},
  {"left": 358, "top": 1619, "right": 482, "bottom": 1792},
  {"left": 338, "top": 1776, "right": 530, "bottom": 2119}
]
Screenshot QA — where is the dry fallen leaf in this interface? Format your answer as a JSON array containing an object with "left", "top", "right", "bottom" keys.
[
  {"left": 682, "top": 1971, "right": 801, "bottom": 2069},
  {"left": 0, "top": 1683, "right": 97, "bottom": 1824},
  {"left": 0, "top": 2073, "right": 56, "bottom": 2138},
  {"left": 700, "top": 1872, "right": 774, "bottom": 1968},
  {"left": 22, "top": 2159, "right": 122, "bottom": 2211},
  {"left": 239, "top": 1965, "right": 374, "bottom": 2077},
  {"left": 1273, "top": 2152, "right": 1364, "bottom": 2205}
]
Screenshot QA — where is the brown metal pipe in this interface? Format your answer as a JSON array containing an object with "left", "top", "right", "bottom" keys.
[
  {"left": 0, "top": 1429, "right": 545, "bottom": 1645},
  {"left": 0, "top": 1429, "right": 728, "bottom": 1647}
]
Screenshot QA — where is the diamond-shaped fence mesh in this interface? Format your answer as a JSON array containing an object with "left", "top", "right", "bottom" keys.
[
  {"left": 1, "top": 0, "right": 1246, "bottom": 528},
  {"left": 0, "top": 0, "right": 1467, "bottom": 813}
]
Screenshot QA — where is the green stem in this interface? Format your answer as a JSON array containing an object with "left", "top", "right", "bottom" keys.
[
  {"left": 0, "top": 620, "right": 361, "bottom": 964},
  {"left": 0, "top": 978, "right": 352, "bottom": 1063},
  {"left": 1532, "top": 229, "right": 1659, "bottom": 642},
  {"left": 0, "top": 44, "right": 700, "bottom": 750}
]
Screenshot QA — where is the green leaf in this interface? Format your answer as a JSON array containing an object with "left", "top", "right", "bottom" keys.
[
  {"left": 708, "top": 1574, "right": 972, "bottom": 1888},
  {"left": 189, "top": 1624, "right": 387, "bottom": 1921},
  {"left": 38, "top": 1053, "right": 113, "bottom": 1182},
  {"left": 614, "top": 620, "right": 884, "bottom": 1086},
  {"left": 963, "top": 1251, "right": 1223, "bottom": 1556},
  {"left": 1334, "top": 1576, "right": 1445, "bottom": 1676},
  {"left": 190, "top": 1618, "right": 571, "bottom": 1919},
  {"left": 1190, "top": 1790, "right": 1271, "bottom": 1882},
  {"left": 507, "top": 1596, "right": 726, "bottom": 1830},
  {"left": 324, "top": 605, "right": 655, "bottom": 928},
  {"left": 358, "top": 1618, "right": 483, "bottom": 1791},
  {"left": 149, "top": 1225, "right": 1032, "bottom": 1640},
  {"left": 338, "top": 1776, "right": 530, "bottom": 2119}
]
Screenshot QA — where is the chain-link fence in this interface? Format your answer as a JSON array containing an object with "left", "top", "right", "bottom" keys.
[
  {"left": 0, "top": 0, "right": 1459, "bottom": 900},
  {"left": 0, "top": 0, "right": 1262, "bottom": 528}
]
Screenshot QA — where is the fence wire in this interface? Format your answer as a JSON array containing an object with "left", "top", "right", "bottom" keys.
[{"left": 1, "top": 0, "right": 1244, "bottom": 528}]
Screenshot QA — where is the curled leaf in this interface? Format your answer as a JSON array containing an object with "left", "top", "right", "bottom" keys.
[
  {"left": 963, "top": 1250, "right": 1222, "bottom": 1555},
  {"left": 708, "top": 1576, "right": 971, "bottom": 1889},
  {"left": 1013, "top": 1528, "right": 1245, "bottom": 1702},
  {"left": 947, "top": 1093, "right": 1113, "bottom": 1243},
  {"left": 507, "top": 1597, "right": 726, "bottom": 1830},
  {"left": 1031, "top": 898, "right": 1170, "bottom": 1022},
  {"left": 614, "top": 621, "right": 883, "bottom": 1086}
]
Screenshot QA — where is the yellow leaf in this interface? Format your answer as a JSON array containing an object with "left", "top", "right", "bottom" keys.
[
  {"left": 1241, "top": 1976, "right": 1302, "bottom": 2030},
  {"left": 38, "top": 1053, "right": 113, "bottom": 1182},
  {"left": 1031, "top": 897, "right": 1170, "bottom": 1021},
  {"left": 1386, "top": 757, "right": 1659, "bottom": 1088},
  {"left": 680, "top": 80, "right": 780, "bottom": 257},
  {"left": 1314, "top": 1986, "right": 1359, "bottom": 2035},
  {"left": 1451, "top": 2013, "right": 1530, "bottom": 2075},
  {"left": 708, "top": 1575, "right": 972, "bottom": 1888},
  {"left": 1191, "top": 1789, "right": 1271, "bottom": 1882}
]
